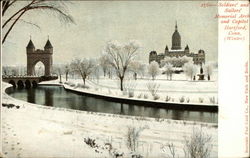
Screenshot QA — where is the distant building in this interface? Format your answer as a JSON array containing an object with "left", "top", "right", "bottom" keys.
[{"left": 149, "top": 22, "right": 205, "bottom": 65}]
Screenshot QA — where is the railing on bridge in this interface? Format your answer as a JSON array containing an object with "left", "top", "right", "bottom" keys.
[
  {"left": 2, "top": 75, "right": 58, "bottom": 78},
  {"left": 2, "top": 75, "right": 58, "bottom": 88}
]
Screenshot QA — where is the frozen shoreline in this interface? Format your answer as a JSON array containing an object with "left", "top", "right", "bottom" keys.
[
  {"left": 61, "top": 82, "right": 218, "bottom": 112},
  {"left": 1, "top": 82, "right": 218, "bottom": 158}
]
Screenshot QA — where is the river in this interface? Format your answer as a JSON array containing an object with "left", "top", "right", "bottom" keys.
[{"left": 6, "top": 85, "right": 218, "bottom": 123}]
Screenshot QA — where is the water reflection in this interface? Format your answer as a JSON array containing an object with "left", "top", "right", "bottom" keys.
[
  {"left": 7, "top": 86, "right": 218, "bottom": 123},
  {"left": 27, "top": 88, "right": 36, "bottom": 103}
]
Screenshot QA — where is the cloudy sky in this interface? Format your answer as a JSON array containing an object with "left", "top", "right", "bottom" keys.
[{"left": 2, "top": 1, "right": 218, "bottom": 66}]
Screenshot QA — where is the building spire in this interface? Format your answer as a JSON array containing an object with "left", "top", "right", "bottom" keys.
[{"left": 175, "top": 21, "right": 178, "bottom": 31}]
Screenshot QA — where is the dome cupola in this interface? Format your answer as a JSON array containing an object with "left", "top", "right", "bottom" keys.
[{"left": 171, "top": 22, "right": 181, "bottom": 50}]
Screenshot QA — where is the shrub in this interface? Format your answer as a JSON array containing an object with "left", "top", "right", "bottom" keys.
[
  {"left": 209, "top": 97, "right": 216, "bottom": 104},
  {"left": 183, "top": 128, "right": 212, "bottom": 158},
  {"left": 199, "top": 97, "right": 204, "bottom": 103},
  {"left": 153, "top": 94, "right": 160, "bottom": 100},
  {"left": 128, "top": 91, "right": 134, "bottom": 98},
  {"left": 76, "top": 83, "right": 89, "bottom": 89},
  {"left": 143, "top": 94, "right": 148, "bottom": 99},
  {"left": 126, "top": 126, "right": 148, "bottom": 154},
  {"left": 162, "top": 142, "right": 178, "bottom": 158},
  {"left": 165, "top": 96, "right": 171, "bottom": 102},
  {"left": 137, "top": 93, "right": 142, "bottom": 99},
  {"left": 122, "top": 90, "right": 127, "bottom": 96},
  {"left": 124, "top": 80, "right": 137, "bottom": 98},
  {"left": 146, "top": 81, "right": 160, "bottom": 98},
  {"left": 186, "top": 97, "right": 190, "bottom": 103},
  {"left": 179, "top": 96, "right": 185, "bottom": 103},
  {"left": 108, "top": 89, "right": 112, "bottom": 95},
  {"left": 69, "top": 83, "right": 75, "bottom": 87}
]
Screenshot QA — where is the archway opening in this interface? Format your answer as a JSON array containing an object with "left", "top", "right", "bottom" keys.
[
  {"left": 32, "top": 81, "right": 38, "bottom": 88},
  {"left": 17, "top": 80, "right": 24, "bottom": 89},
  {"left": 34, "top": 61, "right": 45, "bottom": 76},
  {"left": 25, "top": 80, "right": 31, "bottom": 89},
  {"left": 9, "top": 80, "right": 16, "bottom": 88}
]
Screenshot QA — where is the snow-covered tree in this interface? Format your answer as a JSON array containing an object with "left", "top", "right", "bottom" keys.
[
  {"left": 164, "top": 63, "right": 173, "bottom": 80},
  {"left": 3, "top": 65, "right": 26, "bottom": 76},
  {"left": 161, "top": 56, "right": 192, "bottom": 67},
  {"left": 2, "top": 66, "right": 10, "bottom": 76},
  {"left": 64, "top": 64, "right": 70, "bottom": 81},
  {"left": 2, "top": 66, "right": 17, "bottom": 76},
  {"left": 148, "top": 61, "right": 160, "bottom": 80},
  {"left": 129, "top": 61, "right": 144, "bottom": 80},
  {"left": 91, "top": 64, "right": 102, "bottom": 84},
  {"left": 104, "top": 40, "right": 140, "bottom": 91},
  {"left": 70, "top": 58, "right": 95, "bottom": 85},
  {"left": 183, "top": 62, "right": 198, "bottom": 80},
  {"left": 204, "top": 63, "right": 213, "bottom": 80},
  {"left": 53, "top": 64, "right": 63, "bottom": 83},
  {"left": 138, "top": 63, "right": 147, "bottom": 79},
  {"left": 99, "top": 52, "right": 110, "bottom": 77}
]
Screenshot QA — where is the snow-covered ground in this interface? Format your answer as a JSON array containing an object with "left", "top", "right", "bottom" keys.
[
  {"left": 1, "top": 82, "right": 218, "bottom": 158},
  {"left": 62, "top": 70, "right": 218, "bottom": 105}
]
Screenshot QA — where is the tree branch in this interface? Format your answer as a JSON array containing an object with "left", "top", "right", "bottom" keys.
[
  {"left": 2, "top": 1, "right": 74, "bottom": 44},
  {"left": 2, "top": 9, "right": 26, "bottom": 44},
  {"left": 2, "top": 0, "right": 36, "bottom": 28}
]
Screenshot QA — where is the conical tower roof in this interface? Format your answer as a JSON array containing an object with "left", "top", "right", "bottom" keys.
[
  {"left": 165, "top": 45, "right": 169, "bottom": 50},
  {"left": 26, "top": 40, "right": 35, "bottom": 49},
  {"left": 44, "top": 39, "right": 53, "bottom": 49}
]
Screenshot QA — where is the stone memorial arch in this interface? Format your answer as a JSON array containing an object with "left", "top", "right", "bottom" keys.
[{"left": 26, "top": 39, "right": 53, "bottom": 76}]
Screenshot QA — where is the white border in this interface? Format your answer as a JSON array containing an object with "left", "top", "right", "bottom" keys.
[{"left": 218, "top": 1, "right": 249, "bottom": 157}]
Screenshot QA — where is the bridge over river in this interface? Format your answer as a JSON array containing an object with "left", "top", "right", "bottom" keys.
[{"left": 2, "top": 75, "right": 58, "bottom": 88}]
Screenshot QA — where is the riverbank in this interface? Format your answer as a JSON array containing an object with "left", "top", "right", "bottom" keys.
[
  {"left": 63, "top": 82, "right": 218, "bottom": 112},
  {"left": 1, "top": 82, "right": 218, "bottom": 158},
  {"left": 40, "top": 77, "right": 218, "bottom": 112}
]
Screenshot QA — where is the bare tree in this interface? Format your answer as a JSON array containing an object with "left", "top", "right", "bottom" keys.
[
  {"left": 138, "top": 63, "right": 146, "bottom": 79},
  {"left": 104, "top": 40, "right": 140, "bottom": 91},
  {"left": 148, "top": 61, "right": 160, "bottom": 80},
  {"left": 2, "top": 0, "right": 75, "bottom": 44},
  {"left": 70, "top": 58, "right": 95, "bottom": 85},
  {"left": 2, "top": 66, "right": 10, "bottom": 76},
  {"left": 162, "top": 142, "right": 179, "bottom": 158},
  {"left": 204, "top": 63, "right": 213, "bottom": 80},
  {"left": 162, "top": 56, "right": 192, "bottom": 67},
  {"left": 64, "top": 64, "right": 70, "bottom": 81},
  {"left": 183, "top": 62, "right": 198, "bottom": 80},
  {"left": 53, "top": 64, "right": 63, "bottom": 83},
  {"left": 129, "top": 60, "right": 143, "bottom": 80},
  {"left": 3, "top": 65, "right": 27, "bottom": 76},
  {"left": 90, "top": 64, "right": 101, "bottom": 84},
  {"left": 164, "top": 63, "right": 173, "bottom": 80},
  {"left": 99, "top": 52, "right": 110, "bottom": 77},
  {"left": 183, "top": 128, "right": 213, "bottom": 158},
  {"left": 126, "top": 125, "right": 148, "bottom": 157}
]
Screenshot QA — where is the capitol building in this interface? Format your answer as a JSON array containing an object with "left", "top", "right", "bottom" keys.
[{"left": 149, "top": 22, "right": 205, "bottom": 66}]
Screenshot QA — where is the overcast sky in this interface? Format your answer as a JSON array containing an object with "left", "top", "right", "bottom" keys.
[{"left": 2, "top": 1, "right": 218, "bottom": 66}]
